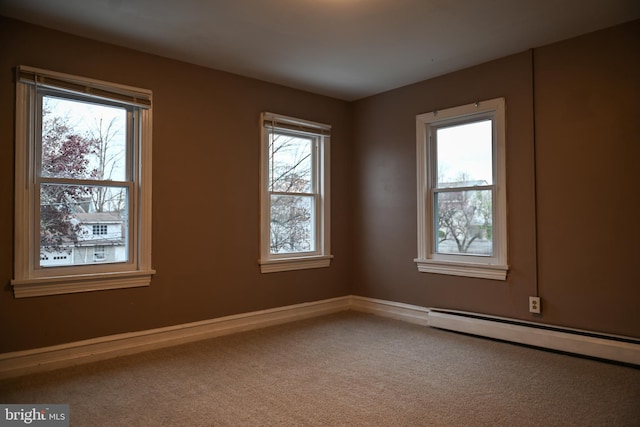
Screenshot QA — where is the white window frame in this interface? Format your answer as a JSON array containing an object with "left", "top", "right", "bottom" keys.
[
  {"left": 259, "top": 112, "right": 332, "bottom": 273},
  {"left": 12, "top": 66, "right": 154, "bottom": 298},
  {"left": 415, "top": 98, "right": 508, "bottom": 280}
]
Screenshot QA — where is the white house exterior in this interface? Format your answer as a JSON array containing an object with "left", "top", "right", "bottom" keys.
[{"left": 40, "top": 212, "right": 126, "bottom": 267}]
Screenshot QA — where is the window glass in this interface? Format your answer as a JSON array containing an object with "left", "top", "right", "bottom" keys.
[
  {"left": 436, "top": 120, "right": 493, "bottom": 188},
  {"left": 38, "top": 95, "right": 130, "bottom": 268},
  {"left": 268, "top": 130, "right": 316, "bottom": 255},
  {"left": 434, "top": 189, "right": 493, "bottom": 256},
  {"left": 41, "top": 96, "right": 127, "bottom": 181},
  {"left": 269, "top": 132, "right": 313, "bottom": 194},
  {"left": 434, "top": 119, "right": 494, "bottom": 257},
  {"left": 270, "top": 194, "right": 315, "bottom": 254}
]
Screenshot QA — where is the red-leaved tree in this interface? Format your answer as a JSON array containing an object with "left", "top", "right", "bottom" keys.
[{"left": 40, "top": 104, "right": 96, "bottom": 252}]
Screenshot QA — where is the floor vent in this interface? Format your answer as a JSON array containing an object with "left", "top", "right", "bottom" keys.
[{"left": 428, "top": 309, "right": 640, "bottom": 366}]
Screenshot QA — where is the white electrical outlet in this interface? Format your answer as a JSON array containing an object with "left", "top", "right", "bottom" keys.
[{"left": 529, "top": 296, "right": 541, "bottom": 314}]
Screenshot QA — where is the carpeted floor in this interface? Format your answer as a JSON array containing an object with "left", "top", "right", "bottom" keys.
[{"left": 1, "top": 311, "right": 639, "bottom": 426}]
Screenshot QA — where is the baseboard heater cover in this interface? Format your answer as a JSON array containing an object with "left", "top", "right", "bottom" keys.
[{"left": 427, "top": 309, "right": 640, "bottom": 366}]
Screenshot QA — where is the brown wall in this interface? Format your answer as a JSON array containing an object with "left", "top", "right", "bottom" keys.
[
  {"left": 533, "top": 21, "right": 640, "bottom": 335},
  {"left": 1, "top": 17, "right": 638, "bottom": 353},
  {"left": 0, "top": 17, "right": 353, "bottom": 353},
  {"left": 352, "top": 19, "right": 640, "bottom": 337},
  {"left": 351, "top": 52, "right": 538, "bottom": 322}
]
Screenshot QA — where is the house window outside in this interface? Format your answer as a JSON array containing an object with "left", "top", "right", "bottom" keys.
[
  {"left": 12, "top": 66, "right": 154, "bottom": 298},
  {"left": 93, "top": 225, "right": 108, "bottom": 235},
  {"left": 259, "top": 112, "right": 332, "bottom": 273},
  {"left": 93, "top": 246, "right": 106, "bottom": 262},
  {"left": 415, "top": 98, "right": 508, "bottom": 280}
]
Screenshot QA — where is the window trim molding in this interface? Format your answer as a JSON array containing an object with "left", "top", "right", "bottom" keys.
[
  {"left": 415, "top": 98, "right": 508, "bottom": 280},
  {"left": 259, "top": 255, "right": 333, "bottom": 273},
  {"left": 11, "top": 270, "right": 156, "bottom": 298},
  {"left": 12, "top": 66, "right": 155, "bottom": 298},
  {"left": 258, "top": 112, "right": 332, "bottom": 273}
]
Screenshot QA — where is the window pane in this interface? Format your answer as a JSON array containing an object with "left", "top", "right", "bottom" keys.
[
  {"left": 40, "top": 184, "right": 129, "bottom": 267},
  {"left": 269, "top": 132, "right": 313, "bottom": 193},
  {"left": 436, "top": 120, "right": 492, "bottom": 188},
  {"left": 435, "top": 189, "right": 493, "bottom": 256},
  {"left": 41, "top": 95, "right": 128, "bottom": 181},
  {"left": 270, "top": 195, "right": 315, "bottom": 254}
]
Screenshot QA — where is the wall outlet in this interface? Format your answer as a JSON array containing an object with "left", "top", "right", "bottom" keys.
[{"left": 529, "top": 296, "right": 541, "bottom": 314}]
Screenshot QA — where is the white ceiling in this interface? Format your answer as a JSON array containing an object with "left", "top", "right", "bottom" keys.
[{"left": 2, "top": 0, "right": 639, "bottom": 100}]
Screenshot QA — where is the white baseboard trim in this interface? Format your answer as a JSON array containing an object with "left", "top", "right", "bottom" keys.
[
  {"left": 349, "top": 296, "right": 430, "bottom": 326},
  {"left": 2, "top": 297, "right": 637, "bottom": 379},
  {"left": 0, "top": 296, "right": 351, "bottom": 379},
  {"left": 427, "top": 308, "right": 640, "bottom": 366}
]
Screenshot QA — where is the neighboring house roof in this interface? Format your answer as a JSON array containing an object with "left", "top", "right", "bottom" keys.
[{"left": 75, "top": 212, "right": 122, "bottom": 223}]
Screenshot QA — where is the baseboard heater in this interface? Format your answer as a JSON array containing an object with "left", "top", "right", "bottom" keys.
[{"left": 427, "top": 309, "right": 640, "bottom": 366}]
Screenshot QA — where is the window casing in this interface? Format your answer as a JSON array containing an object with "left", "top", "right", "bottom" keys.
[
  {"left": 12, "top": 66, "right": 154, "bottom": 297},
  {"left": 259, "top": 112, "right": 332, "bottom": 273},
  {"left": 415, "top": 98, "right": 508, "bottom": 280}
]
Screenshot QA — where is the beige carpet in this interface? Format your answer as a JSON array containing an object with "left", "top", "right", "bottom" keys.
[{"left": 1, "top": 311, "right": 639, "bottom": 426}]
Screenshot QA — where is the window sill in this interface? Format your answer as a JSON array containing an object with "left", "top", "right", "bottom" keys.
[
  {"left": 414, "top": 258, "right": 508, "bottom": 280},
  {"left": 11, "top": 270, "right": 156, "bottom": 298},
  {"left": 259, "top": 255, "right": 333, "bottom": 273}
]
